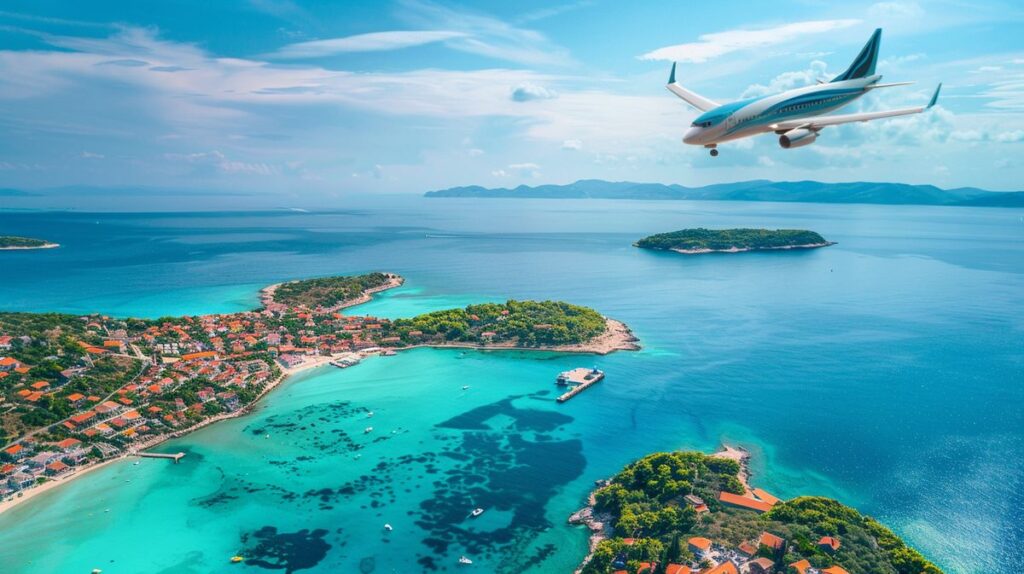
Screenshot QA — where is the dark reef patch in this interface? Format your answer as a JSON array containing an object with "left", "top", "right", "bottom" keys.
[{"left": 239, "top": 526, "right": 331, "bottom": 574}]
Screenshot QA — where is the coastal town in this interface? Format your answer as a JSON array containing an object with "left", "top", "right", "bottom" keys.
[{"left": 0, "top": 272, "right": 638, "bottom": 510}]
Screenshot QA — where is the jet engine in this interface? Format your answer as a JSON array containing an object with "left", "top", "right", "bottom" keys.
[{"left": 779, "top": 128, "right": 818, "bottom": 149}]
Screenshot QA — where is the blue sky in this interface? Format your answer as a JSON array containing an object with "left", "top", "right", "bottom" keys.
[{"left": 1, "top": 0, "right": 1023, "bottom": 196}]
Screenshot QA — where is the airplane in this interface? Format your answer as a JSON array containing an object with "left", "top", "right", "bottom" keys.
[{"left": 667, "top": 28, "right": 941, "bottom": 156}]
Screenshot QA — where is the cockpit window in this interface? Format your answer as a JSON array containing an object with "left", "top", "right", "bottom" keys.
[{"left": 691, "top": 120, "right": 713, "bottom": 128}]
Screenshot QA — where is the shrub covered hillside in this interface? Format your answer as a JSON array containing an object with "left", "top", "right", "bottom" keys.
[
  {"left": 271, "top": 272, "right": 394, "bottom": 309},
  {"left": 380, "top": 300, "right": 607, "bottom": 347},
  {"left": 635, "top": 228, "right": 829, "bottom": 252},
  {"left": 0, "top": 236, "right": 50, "bottom": 248},
  {"left": 579, "top": 451, "right": 942, "bottom": 574}
]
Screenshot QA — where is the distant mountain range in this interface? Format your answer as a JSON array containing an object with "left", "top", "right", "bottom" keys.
[{"left": 425, "top": 180, "right": 1024, "bottom": 207}]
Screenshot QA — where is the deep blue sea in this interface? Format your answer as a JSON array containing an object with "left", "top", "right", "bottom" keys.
[{"left": 0, "top": 198, "right": 1021, "bottom": 574}]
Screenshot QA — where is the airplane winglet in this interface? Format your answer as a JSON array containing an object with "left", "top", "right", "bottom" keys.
[
  {"left": 928, "top": 83, "right": 942, "bottom": 109},
  {"left": 668, "top": 62, "right": 676, "bottom": 85}
]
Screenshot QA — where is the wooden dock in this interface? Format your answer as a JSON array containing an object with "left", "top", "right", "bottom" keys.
[
  {"left": 135, "top": 452, "right": 186, "bottom": 463},
  {"left": 556, "top": 368, "right": 604, "bottom": 403}
]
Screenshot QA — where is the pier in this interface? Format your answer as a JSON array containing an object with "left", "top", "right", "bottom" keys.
[
  {"left": 556, "top": 368, "right": 604, "bottom": 403},
  {"left": 135, "top": 452, "right": 186, "bottom": 463}
]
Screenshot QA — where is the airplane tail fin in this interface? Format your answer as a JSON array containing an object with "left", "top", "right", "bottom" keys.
[
  {"left": 928, "top": 83, "right": 942, "bottom": 109},
  {"left": 832, "top": 28, "right": 882, "bottom": 82}
]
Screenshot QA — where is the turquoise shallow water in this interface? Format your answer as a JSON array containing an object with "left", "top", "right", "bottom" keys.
[{"left": 0, "top": 199, "right": 1021, "bottom": 573}]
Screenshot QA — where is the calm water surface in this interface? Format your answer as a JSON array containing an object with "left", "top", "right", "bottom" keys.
[{"left": 0, "top": 198, "right": 1021, "bottom": 574}]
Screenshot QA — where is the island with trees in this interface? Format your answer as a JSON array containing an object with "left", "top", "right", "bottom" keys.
[
  {"left": 572, "top": 449, "right": 942, "bottom": 574},
  {"left": 0, "top": 273, "right": 637, "bottom": 512},
  {"left": 0, "top": 236, "right": 59, "bottom": 250},
  {"left": 635, "top": 228, "right": 834, "bottom": 255}
]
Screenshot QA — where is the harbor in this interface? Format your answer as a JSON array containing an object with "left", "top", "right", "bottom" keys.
[{"left": 556, "top": 367, "right": 604, "bottom": 403}]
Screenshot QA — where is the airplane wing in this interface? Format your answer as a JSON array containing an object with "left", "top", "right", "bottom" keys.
[
  {"left": 666, "top": 63, "right": 718, "bottom": 112},
  {"left": 771, "top": 83, "right": 941, "bottom": 131}
]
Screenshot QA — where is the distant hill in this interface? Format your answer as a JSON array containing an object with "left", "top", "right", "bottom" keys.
[{"left": 425, "top": 179, "right": 1024, "bottom": 207}]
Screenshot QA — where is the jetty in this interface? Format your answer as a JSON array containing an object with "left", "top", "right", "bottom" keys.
[
  {"left": 330, "top": 354, "right": 361, "bottom": 368},
  {"left": 556, "top": 367, "right": 604, "bottom": 403},
  {"left": 135, "top": 452, "right": 186, "bottom": 464}
]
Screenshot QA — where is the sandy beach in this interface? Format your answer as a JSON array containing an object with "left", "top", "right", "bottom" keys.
[{"left": 0, "top": 352, "right": 336, "bottom": 516}]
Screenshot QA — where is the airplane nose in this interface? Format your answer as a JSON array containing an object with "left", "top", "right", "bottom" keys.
[{"left": 683, "top": 127, "right": 702, "bottom": 144}]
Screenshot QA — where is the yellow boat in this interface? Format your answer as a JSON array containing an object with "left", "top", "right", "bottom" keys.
[{"left": 230, "top": 556, "right": 244, "bottom": 563}]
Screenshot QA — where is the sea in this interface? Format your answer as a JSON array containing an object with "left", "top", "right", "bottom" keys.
[{"left": 0, "top": 198, "right": 1021, "bottom": 574}]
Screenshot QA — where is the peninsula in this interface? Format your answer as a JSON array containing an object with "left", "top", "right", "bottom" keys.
[
  {"left": 571, "top": 448, "right": 942, "bottom": 574},
  {"left": 635, "top": 228, "right": 834, "bottom": 255},
  {"left": 0, "top": 236, "right": 59, "bottom": 250},
  {"left": 0, "top": 273, "right": 637, "bottom": 512}
]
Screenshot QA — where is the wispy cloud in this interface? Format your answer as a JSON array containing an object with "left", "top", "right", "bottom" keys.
[
  {"left": 396, "top": 0, "right": 574, "bottom": 66},
  {"left": 269, "top": 30, "right": 466, "bottom": 59},
  {"left": 640, "top": 19, "right": 860, "bottom": 63}
]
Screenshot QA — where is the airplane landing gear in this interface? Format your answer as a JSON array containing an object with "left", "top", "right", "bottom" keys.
[{"left": 710, "top": 149, "right": 719, "bottom": 157}]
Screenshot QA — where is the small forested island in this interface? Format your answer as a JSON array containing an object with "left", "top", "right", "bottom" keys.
[
  {"left": 0, "top": 273, "right": 637, "bottom": 511},
  {"left": 267, "top": 272, "right": 401, "bottom": 310},
  {"left": 635, "top": 228, "right": 834, "bottom": 255},
  {"left": 0, "top": 236, "right": 59, "bottom": 250},
  {"left": 573, "top": 450, "right": 941, "bottom": 574}
]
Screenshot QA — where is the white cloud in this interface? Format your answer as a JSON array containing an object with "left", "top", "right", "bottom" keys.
[
  {"left": 467, "top": 148, "right": 484, "bottom": 156},
  {"left": 165, "top": 150, "right": 276, "bottom": 175},
  {"left": 561, "top": 138, "right": 582, "bottom": 150},
  {"left": 269, "top": 30, "right": 466, "bottom": 59},
  {"left": 396, "top": 0, "right": 574, "bottom": 66},
  {"left": 640, "top": 19, "right": 860, "bottom": 63},
  {"left": 511, "top": 83, "right": 557, "bottom": 101},
  {"left": 491, "top": 169, "right": 508, "bottom": 177},
  {"left": 80, "top": 150, "right": 104, "bottom": 159},
  {"left": 505, "top": 162, "right": 542, "bottom": 178},
  {"left": 742, "top": 60, "right": 831, "bottom": 98},
  {"left": 868, "top": 2, "right": 925, "bottom": 19}
]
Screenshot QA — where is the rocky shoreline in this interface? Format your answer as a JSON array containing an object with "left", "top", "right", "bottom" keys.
[{"left": 667, "top": 241, "right": 836, "bottom": 255}]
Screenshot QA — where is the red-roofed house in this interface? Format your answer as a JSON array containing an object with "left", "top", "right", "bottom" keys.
[
  {"left": 664, "top": 565, "right": 692, "bottom": 574},
  {"left": 687, "top": 537, "right": 712, "bottom": 555},
  {"left": 789, "top": 559, "right": 812, "bottom": 574},
  {"left": 737, "top": 542, "right": 758, "bottom": 557},
  {"left": 703, "top": 562, "right": 738, "bottom": 574},
  {"left": 748, "top": 557, "right": 775, "bottom": 574},
  {"left": 46, "top": 460, "right": 70, "bottom": 475},
  {"left": 821, "top": 567, "right": 849, "bottom": 574},
  {"left": 718, "top": 491, "right": 773, "bottom": 513},
  {"left": 55, "top": 438, "right": 81, "bottom": 451},
  {"left": 759, "top": 532, "right": 785, "bottom": 551},
  {"left": 818, "top": 536, "right": 841, "bottom": 553},
  {"left": 4, "top": 444, "right": 26, "bottom": 459}
]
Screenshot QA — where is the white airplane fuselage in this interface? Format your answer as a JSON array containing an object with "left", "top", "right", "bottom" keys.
[{"left": 682, "top": 75, "right": 880, "bottom": 146}]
